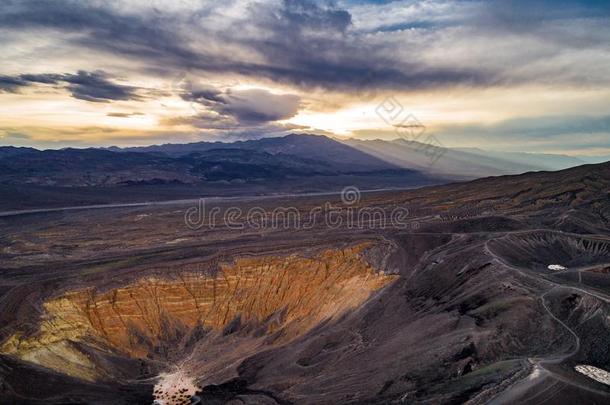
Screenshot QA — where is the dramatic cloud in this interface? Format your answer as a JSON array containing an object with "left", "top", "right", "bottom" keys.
[
  {"left": 216, "top": 89, "right": 300, "bottom": 123},
  {"left": 62, "top": 71, "right": 140, "bottom": 103},
  {"left": 2, "top": 0, "right": 610, "bottom": 91},
  {"left": 0, "top": 0, "right": 496, "bottom": 91},
  {"left": 0, "top": 75, "right": 27, "bottom": 92},
  {"left": 0, "top": 70, "right": 141, "bottom": 102},
  {"left": 0, "top": 0, "right": 609, "bottom": 151},
  {"left": 178, "top": 81, "right": 300, "bottom": 127}
]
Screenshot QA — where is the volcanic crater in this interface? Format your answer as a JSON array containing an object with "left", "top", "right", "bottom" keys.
[
  {"left": 488, "top": 231, "right": 610, "bottom": 272},
  {"left": 1, "top": 244, "right": 396, "bottom": 404}
]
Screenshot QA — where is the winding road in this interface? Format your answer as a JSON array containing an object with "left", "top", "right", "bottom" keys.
[{"left": 484, "top": 236, "right": 610, "bottom": 403}]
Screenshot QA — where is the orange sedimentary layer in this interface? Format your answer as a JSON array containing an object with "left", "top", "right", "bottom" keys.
[{"left": 1, "top": 244, "right": 396, "bottom": 380}]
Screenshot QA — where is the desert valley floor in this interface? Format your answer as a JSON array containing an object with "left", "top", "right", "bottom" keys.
[{"left": 1, "top": 162, "right": 610, "bottom": 404}]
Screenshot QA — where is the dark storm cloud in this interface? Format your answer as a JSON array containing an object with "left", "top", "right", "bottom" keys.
[
  {"left": 0, "top": 70, "right": 141, "bottom": 102},
  {"left": 181, "top": 84, "right": 226, "bottom": 105},
  {"left": 18, "top": 73, "right": 64, "bottom": 84},
  {"left": 0, "top": 0, "right": 492, "bottom": 91},
  {"left": 215, "top": 89, "right": 301, "bottom": 124},
  {"left": 1, "top": 0, "right": 610, "bottom": 92},
  {"left": 62, "top": 71, "right": 140, "bottom": 102},
  {"left": 231, "top": 0, "right": 490, "bottom": 90},
  {"left": 162, "top": 113, "right": 307, "bottom": 142},
  {"left": 0, "top": 0, "right": 202, "bottom": 64},
  {"left": 180, "top": 83, "right": 300, "bottom": 125},
  {"left": 0, "top": 75, "right": 27, "bottom": 92}
]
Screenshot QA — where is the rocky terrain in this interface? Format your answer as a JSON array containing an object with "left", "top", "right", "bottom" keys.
[{"left": 0, "top": 161, "right": 609, "bottom": 404}]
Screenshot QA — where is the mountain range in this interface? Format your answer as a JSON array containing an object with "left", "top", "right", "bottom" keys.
[
  {"left": 0, "top": 134, "right": 607, "bottom": 210},
  {"left": 114, "top": 134, "right": 610, "bottom": 178},
  {"left": 0, "top": 135, "right": 421, "bottom": 187}
]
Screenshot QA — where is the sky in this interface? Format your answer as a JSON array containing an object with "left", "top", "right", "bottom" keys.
[{"left": 0, "top": 0, "right": 609, "bottom": 155}]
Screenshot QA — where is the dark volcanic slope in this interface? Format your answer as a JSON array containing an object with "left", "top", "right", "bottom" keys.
[{"left": 0, "top": 162, "right": 610, "bottom": 404}]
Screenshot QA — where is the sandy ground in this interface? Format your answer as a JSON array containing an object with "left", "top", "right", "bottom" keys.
[
  {"left": 575, "top": 365, "right": 610, "bottom": 386},
  {"left": 153, "top": 369, "right": 199, "bottom": 405}
]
